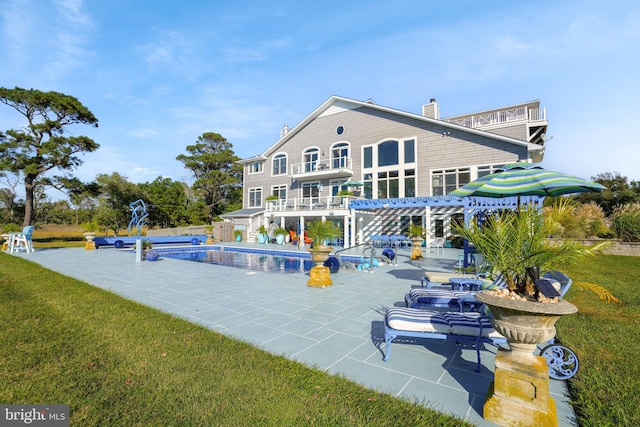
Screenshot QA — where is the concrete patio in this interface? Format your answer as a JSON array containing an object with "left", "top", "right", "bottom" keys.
[{"left": 13, "top": 243, "right": 577, "bottom": 426}]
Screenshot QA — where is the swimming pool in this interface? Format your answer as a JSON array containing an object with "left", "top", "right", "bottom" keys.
[{"left": 154, "top": 245, "right": 363, "bottom": 274}]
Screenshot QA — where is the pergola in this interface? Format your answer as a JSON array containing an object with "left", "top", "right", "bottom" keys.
[{"left": 348, "top": 195, "right": 543, "bottom": 265}]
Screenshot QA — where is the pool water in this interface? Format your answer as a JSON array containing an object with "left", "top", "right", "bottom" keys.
[{"left": 162, "top": 249, "right": 315, "bottom": 274}]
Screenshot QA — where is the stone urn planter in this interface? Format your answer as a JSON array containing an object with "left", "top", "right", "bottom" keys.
[
  {"left": 476, "top": 291, "right": 578, "bottom": 427},
  {"left": 307, "top": 245, "right": 333, "bottom": 288},
  {"left": 83, "top": 232, "right": 97, "bottom": 250},
  {"left": 410, "top": 237, "right": 423, "bottom": 260}
]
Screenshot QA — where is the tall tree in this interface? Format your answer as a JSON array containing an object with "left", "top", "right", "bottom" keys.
[
  {"left": 576, "top": 172, "right": 639, "bottom": 216},
  {"left": 0, "top": 87, "right": 99, "bottom": 226},
  {"left": 139, "top": 176, "right": 190, "bottom": 228},
  {"left": 94, "top": 173, "right": 143, "bottom": 236},
  {"left": 176, "top": 132, "right": 242, "bottom": 222}
]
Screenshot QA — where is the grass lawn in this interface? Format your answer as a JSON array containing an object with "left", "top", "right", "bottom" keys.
[
  {"left": 559, "top": 255, "right": 640, "bottom": 427},
  {"left": 0, "top": 253, "right": 469, "bottom": 426}
]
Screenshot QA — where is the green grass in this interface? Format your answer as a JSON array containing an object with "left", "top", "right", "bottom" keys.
[
  {"left": 559, "top": 255, "right": 640, "bottom": 427},
  {"left": 0, "top": 253, "right": 469, "bottom": 426}
]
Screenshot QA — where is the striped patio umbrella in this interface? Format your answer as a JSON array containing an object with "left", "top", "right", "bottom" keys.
[{"left": 449, "top": 163, "right": 606, "bottom": 200}]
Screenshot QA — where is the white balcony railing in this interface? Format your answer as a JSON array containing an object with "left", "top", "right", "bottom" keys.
[
  {"left": 445, "top": 107, "right": 546, "bottom": 128},
  {"left": 266, "top": 196, "right": 356, "bottom": 212},
  {"left": 290, "top": 157, "right": 353, "bottom": 176}
]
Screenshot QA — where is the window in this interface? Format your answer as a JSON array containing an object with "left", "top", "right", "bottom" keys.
[
  {"left": 363, "top": 147, "right": 372, "bottom": 168},
  {"left": 478, "top": 164, "right": 504, "bottom": 178},
  {"left": 331, "top": 142, "right": 349, "bottom": 168},
  {"left": 302, "top": 182, "right": 320, "bottom": 204},
  {"left": 249, "top": 161, "right": 264, "bottom": 174},
  {"left": 336, "top": 125, "right": 344, "bottom": 135},
  {"left": 431, "top": 168, "right": 470, "bottom": 196},
  {"left": 378, "top": 171, "right": 399, "bottom": 198},
  {"left": 271, "top": 185, "right": 287, "bottom": 199},
  {"left": 405, "top": 169, "right": 415, "bottom": 197},
  {"left": 249, "top": 188, "right": 262, "bottom": 207},
  {"left": 303, "top": 148, "right": 319, "bottom": 172},
  {"left": 400, "top": 215, "right": 422, "bottom": 235},
  {"left": 435, "top": 219, "right": 444, "bottom": 238},
  {"left": 363, "top": 173, "right": 373, "bottom": 199},
  {"left": 404, "top": 139, "right": 415, "bottom": 163},
  {"left": 378, "top": 140, "right": 398, "bottom": 166},
  {"left": 272, "top": 153, "right": 287, "bottom": 176}
]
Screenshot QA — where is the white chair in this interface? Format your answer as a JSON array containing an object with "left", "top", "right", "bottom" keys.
[
  {"left": 8, "top": 226, "right": 35, "bottom": 253},
  {"left": 428, "top": 237, "right": 445, "bottom": 254}
]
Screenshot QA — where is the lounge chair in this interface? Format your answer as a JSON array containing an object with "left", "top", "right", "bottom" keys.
[
  {"left": 8, "top": 226, "right": 36, "bottom": 253},
  {"left": 407, "top": 275, "right": 505, "bottom": 311},
  {"left": 383, "top": 307, "right": 506, "bottom": 372},
  {"left": 420, "top": 270, "right": 477, "bottom": 288}
]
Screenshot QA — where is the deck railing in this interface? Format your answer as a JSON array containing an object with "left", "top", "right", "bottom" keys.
[
  {"left": 446, "top": 107, "right": 546, "bottom": 128},
  {"left": 290, "top": 157, "right": 353, "bottom": 176},
  {"left": 266, "top": 196, "right": 356, "bottom": 212}
]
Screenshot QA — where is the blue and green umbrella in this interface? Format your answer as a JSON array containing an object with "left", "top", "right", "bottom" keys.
[{"left": 449, "top": 163, "right": 605, "bottom": 200}]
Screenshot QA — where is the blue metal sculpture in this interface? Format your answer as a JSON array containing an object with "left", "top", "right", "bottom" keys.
[{"left": 127, "top": 199, "right": 148, "bottom": 236}]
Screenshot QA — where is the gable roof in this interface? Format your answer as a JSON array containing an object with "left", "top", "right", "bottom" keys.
[{"left": 238, "top": 95, "right": 544, "bottom": 164}]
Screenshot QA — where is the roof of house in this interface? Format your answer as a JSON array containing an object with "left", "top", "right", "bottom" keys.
[{"left": 238, "top": 95, "right": 544, "bottom": 164}]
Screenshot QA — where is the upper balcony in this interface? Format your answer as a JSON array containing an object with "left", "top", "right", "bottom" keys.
[
  {"left": 290, "top": 157, "right": 354, "bottom": 180},
  {"left": 266, "top": 196, "right": 357, "bottom": 213},
  {"left": 444, "top": 106, "right": 546, "bottom": 129}
]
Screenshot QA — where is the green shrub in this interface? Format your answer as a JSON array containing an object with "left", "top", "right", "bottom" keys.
[{"left": 611, "top": 203, "right": 640, "bottom": 242}]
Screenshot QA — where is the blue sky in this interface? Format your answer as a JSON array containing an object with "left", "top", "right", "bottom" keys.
[{"left": 1, "top": 0, "right": 639, "bottom": 197}]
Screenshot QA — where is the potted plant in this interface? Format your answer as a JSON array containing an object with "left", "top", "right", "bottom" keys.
[
  {"left": 453, "top": 207, "right": 603, "bottom": 426},
  {"left": 233, "top": 229, "right": 243, "bottom": 242},
  {"left": 81, "top": 221, "right": 99, "bottom": 250},
  {"left": 407, "top": 223, "right": 424, "bottom": 260},
  {"left": 305, "top": 220, "right": 340, "bottom": 288},
  {"left": 204, "top": 224, "right": 214, "bottom": 244},
  {"left": 257, "top": 225, "right": 268, "bottom": 244},
  {"left": 273, "top": 227, "right": 288, "bottom": 245},
  {"left": 141, "top": 239, "right": 153, "bottom": 259}
]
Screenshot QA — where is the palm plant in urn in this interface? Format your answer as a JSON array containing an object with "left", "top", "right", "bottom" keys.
[
  {"left": 453, "top": 207, "right": 604, "bottom": 427},
  {"left": 305, "top": 220, "right": 340, "bottom": 288}
]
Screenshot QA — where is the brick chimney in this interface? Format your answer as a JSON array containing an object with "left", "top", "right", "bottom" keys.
[{"left": 422, "top": 98, "right": 440, "bottom": 119}]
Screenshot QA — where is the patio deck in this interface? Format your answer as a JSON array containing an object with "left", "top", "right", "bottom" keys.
[{"left": 14, "top": 243, "right": 577, "bottom": 426}]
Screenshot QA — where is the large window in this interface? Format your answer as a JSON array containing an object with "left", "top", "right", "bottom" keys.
[
  {"left": 378, "top": 140, "right": 398, "bottom": 166},
  {"left": 362, "top": 138, "right": 417, "bottom": 199},
  {"left": 303, "top": 148, "right": 319, "bottom": 172},
  {"left": 272, "top": 153, "right": 287, "bottom": 175},
  {"left": 431, "top": 168, "right": 470, "bottom": 196},
  {"left": 249, "top": 188, "right": 262, "bottom": 207},
  {"left": 331, "top": 142, "right": 349, "bottom": 168}
]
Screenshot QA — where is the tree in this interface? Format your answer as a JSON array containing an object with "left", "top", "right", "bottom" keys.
[
  {"left": 0, "top": 87, "right": 99, "bottom": 226},
  {"left": 94, "top": 173, "right": 143, "bottom": 236},
  {"left": 138, "top": 177, "right": 190, "bottom": 228},
  {"left": 176, "top": 132, "right": 242, "bottom": 222},
  {"left": 575, "top": 172, "right": 639, "bottom": 216}
]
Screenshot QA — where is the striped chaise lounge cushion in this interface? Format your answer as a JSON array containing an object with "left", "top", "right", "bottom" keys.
[{"left": 383, "top": 307, "right": 505, "bottom": 371}]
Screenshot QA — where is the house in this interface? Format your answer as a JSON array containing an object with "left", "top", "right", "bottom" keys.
[{"left": 224, "top": 96, "right": 548, "bottom": 247}]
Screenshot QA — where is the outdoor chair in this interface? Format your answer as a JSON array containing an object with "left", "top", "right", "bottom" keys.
[
  {"left": 428, "top": 237, "right": 445, "bottom": 254},
  {"left": 383, "top": 307, "right": 506, "bottom": 372},
  {"left": 407, "top": 275, "right": 507, "bottom": 311},
  {"left": 8, "top": 226, "right": 36, "bottom": 253}
]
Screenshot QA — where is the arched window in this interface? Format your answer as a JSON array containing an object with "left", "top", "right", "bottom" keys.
[
  {"left": 303, "top": 148, "right": 319, "bottom": 172},
  {"left": 331, "top": 142, "right": 349, "bottom": 168},
  {"left": 378, "top": 140, "right": 398, "bottom": 166},
  {"left": 272, "top": 153, "right": 287, "bottom": 175}
]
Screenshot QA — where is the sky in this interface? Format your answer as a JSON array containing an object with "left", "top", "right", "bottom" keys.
[{"left": 1, "top": 0, "right": 639, "bottom": 199}]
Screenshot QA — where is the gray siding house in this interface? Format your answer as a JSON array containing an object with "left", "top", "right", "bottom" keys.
[{"left": 225, "top": 96, "right": 548, "bottom": 247}]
